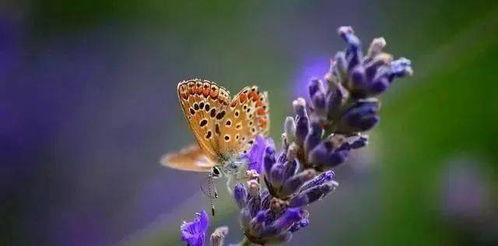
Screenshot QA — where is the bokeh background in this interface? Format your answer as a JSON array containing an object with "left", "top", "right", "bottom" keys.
[{"left": 1, "top": 0, "right": 497, "bottom": 245}]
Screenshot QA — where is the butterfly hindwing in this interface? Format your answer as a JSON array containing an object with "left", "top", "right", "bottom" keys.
[
  {"left": 217, "top": 85, "right": 270, "bottom": 157},
  {"left": 161, "top": 145, "right": 215, "bottom": 172}
]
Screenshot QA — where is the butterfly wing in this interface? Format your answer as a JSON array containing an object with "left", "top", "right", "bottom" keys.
[
  {"left": 160, "top": 145, "right": 214, "bottom": 172},
  {"left": 177, "top": 79, "right": 231, "bottom": 163},
  {"left": 216, "top": 85, "right": 270, "bottom": 157},
  {"left": 174, "top": 79, "right": 270, "bottom": 170}
]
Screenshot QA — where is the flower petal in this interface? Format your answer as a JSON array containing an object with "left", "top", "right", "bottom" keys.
[
  {"left": 180, "top": 209, "right": 209, "bottom": 246},
  {"left": 245, "top": 135, "right": 274, "bottom": 174}
]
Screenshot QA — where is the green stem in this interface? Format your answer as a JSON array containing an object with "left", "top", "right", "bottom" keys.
[{"left": 238, "top": 236, "right": 253, "bottom": 246}]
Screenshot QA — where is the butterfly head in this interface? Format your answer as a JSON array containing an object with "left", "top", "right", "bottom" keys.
[
  {"left": 211, "top": 166, "right": 222, "bottom": 179},
  {"left": 210, "top": 154, "right": 248, "bottom": 179}
]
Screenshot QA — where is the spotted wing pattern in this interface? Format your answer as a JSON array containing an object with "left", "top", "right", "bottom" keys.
[
  {"left": 216, "top": 85, "right": 270, "bottom": 157},
  {"left": 177, "top": 79, "right": 231, "bottom": 162},
  {"left": 169, "top": 79, "right": 270, "bottom": 168}
]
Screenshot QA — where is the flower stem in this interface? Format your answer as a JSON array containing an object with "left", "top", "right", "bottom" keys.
[{"left": 238, "top": 236, "right": 253, "bottom": 246}]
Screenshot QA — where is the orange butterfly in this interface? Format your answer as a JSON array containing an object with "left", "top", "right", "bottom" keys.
[{"left": 161, "top": 79, "right": 270, "bottom": 180}]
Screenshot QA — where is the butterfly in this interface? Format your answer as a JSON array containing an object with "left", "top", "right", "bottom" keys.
[{"left": 161, "top": 78, "right": 270, "bottom": 181}]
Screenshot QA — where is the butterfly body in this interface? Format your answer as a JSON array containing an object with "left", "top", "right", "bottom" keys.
[
  {"left": 209, "top": 157, "right": 245, "bottom": 180},
  {"left": 162, "top": 79, "right": 270, "bottom": 181}
]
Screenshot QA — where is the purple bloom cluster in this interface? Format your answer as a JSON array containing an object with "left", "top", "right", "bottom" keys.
[
  {"left": 179, "top": 26, "right": 412, "bottom": 245},
  {"left": 286, "top": 26, "right": 412, "bottom": 171},
  {"left": 233, "top": 156, "right": 337, "bottom": 244}
]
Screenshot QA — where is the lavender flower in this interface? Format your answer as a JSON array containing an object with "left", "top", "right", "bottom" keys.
[
  {"left": 234, "top": 175, "right": 325, "bottom": 245},
  {"left": 230, "top": 137, "right": 338, "bottom": 245},
  {"left": 180, "top": 209, "right": 209, "bottom": 246},
  {"left": 231, "top": 26, "right": 410, "bottom": 245},
  {"left": 180, "top": 26, "right": 412, "bottom": 245},
  {"left": 244, "top": 135, "right": 275, "bottom": 174},
  {"left": 285, "top": 26, "right": 412, "bottom": 171}
]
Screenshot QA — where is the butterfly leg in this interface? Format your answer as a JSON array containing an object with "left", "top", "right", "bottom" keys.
[
  {"left": 199, "top": 174, "right": 218, "bottom": 216},
  {"left": 208, "top": 175, "right": 217, "bottom": 216}
]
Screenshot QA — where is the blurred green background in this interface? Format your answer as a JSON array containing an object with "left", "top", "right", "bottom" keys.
[{"left": 1, "top": 0, "right": 497, "bottom": 245}]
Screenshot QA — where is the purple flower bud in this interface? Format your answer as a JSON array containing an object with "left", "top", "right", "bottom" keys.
[
  {"left": 261, "top": 190, "right": 271, "bottom": 210},
  {"left": 288, "top": 194, "right": 308, "bottom": 208},
  {"left": 338, "top": 27, "right": 358, "bottom": 49},
  {"left": 300, "top": 170, "right": 335, "bottom": 191},
  {"left": 248, "top": 210, "right": 267, "bottom": 237},
  {"left": 295, "top": 114, "right": 309, "bottom": 145},
  {"left": 340, "top": 100, "right": 380, "bottom": 133},
  {"left": 337, "top": 26, "right": 354, "bottom": 38},
  {"left": 292, "top": 98, "right": 308, "bottom": 118},
  {"left": 274, "top": 208, "right": 304, "bottom": 230},
  {"left": 369, "top": 77, "right": 390, "bottom": 95},
  {"left": 326, "top": 83, "right": 348, "bottom": 118},
  {"left": 270, "top": 163, "right": 286, "bottom": 189},
  {"left": 286, "top": 143, "right": 299, "bottom": 161},
  {"left": 337, "top": 26, "right": 362, "bottom": 70},
  {"left": 390, "top": 57, "right": 413, "bottom": 78},
  {"left": 326, "top": 149, "right": 349, "bottom": 168},
  {"left": 304, "top": 121, "right": 323, "bottom": 157},
  {"left": 248, "top": 193, "right": 261, "bottom": 217},
  {"left": 308, "top": 78, "right": 323, "bottom": 99},
  {"left": 350, "top": 65, "right": 367, "bottom": 90},
  {"left": 246, "top": 211, "right": 269, "bottom": 235},
  {"left": 367, "top": 37, "right": 386, "bottom": 59},
  {"left": 247, "top": 180, "right": 260, "bottom": 197},
  {"left": 263, "top": 146, "right": 276, "bottom": 177},
  {"left": 360, "top": 117, "right": 379, "bottom": 131},
  {"left": 233, "top": 183, "right": 248, "bottom": 209},
  {"left": 290, "top": 217, "right": 310, "bottom": 233},
  {"left": 284, "top": 116, "right": 296, "bottom": 143},
  {"left": 180, "top": 209, "right": 209, "bottom": 246},
  {"left": 290, "top": 210, "right": 310, "bottom": 233},
  {"left": 311, "top": 89, "right": 326, "bottom": 113},
  {"left": 278, "top": 149, "right": 288, "bottom": 163},
  {"left": 289, "top": 182, "right": 337, "bottom": 207},
  {"left": 308, "top": 141, "right": 332, "bottom": 167},
  {"left": 334, "top": 52, "right": 348, "bottom": 81},
  {"left": 282, "top": 160, "right": 299, "bottom": 181},
  {"left": 262, "top": 208, "right": 304, "bottom": 238},
  {"left": 308, "top": 140, "right": 350, "bottom": 169},
  {"left": 336, "top": 141, "right": 351, "bottom": 152},
  {"left": 253, "top": 210, "right": 268, "bottom": 225},
  {"left": 365, "top": 53, "right": 392, "bottom": 81},
  {"left": 282, "top": 169, "right": 316, "bottom": 197},
  {"left": 350, "top": 135, "right": 368, "bottom": 149},
  {"left": 240, "top": 208, "right": 252, "bottom": 229}
]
